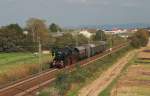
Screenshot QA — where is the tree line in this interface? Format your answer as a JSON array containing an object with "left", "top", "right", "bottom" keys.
[
  {"left": 0, "top": 18, "right": 63, "bottom": 52},
  {"left": 0, "top": 18, "right": 107, "bottom": 52}
]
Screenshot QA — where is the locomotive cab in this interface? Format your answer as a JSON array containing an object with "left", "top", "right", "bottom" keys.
[
  {"left": 51, "top": 46, "right": 74, "bottom": 68},
  {"left": 51, "top": 49, "right": 65, "bottom": 68}
]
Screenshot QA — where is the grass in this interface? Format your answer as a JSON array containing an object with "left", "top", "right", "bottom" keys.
[
  {"left": 117, "top": 86, "right": 150, "bottom": 96},
  {"left": 135, "top": 76, "right": 150, "bottom": 81},
  {"left": 0, "top": 52, "right": 53, "bottom": 85},
  {"left": 114, "top": 78, "right": 150, "bottom": 96},
  {"left": 38, "top": 45, "right": 133, "bottom": 96},
  {"left": 0, "top": 52, "right": 52, "bottom": 69},
  {"left": 100, "top": 48, "right": 150, "bottom": 96},
  {"left": 99, "top": 49, "right": 137, "bottom": 96},
  {"left": 135, "top": 59, "right": 150, "bottom": 63}
]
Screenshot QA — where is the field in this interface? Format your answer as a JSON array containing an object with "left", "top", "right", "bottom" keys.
[
  {"left": 110, "top": 50, "right": 150, "bottom": 96},
  {"left": 111, "top": 64, "right": 150, "bottom": 96},
  {"left": 0, "top": 52, "right": 53, "bottom": 85}
]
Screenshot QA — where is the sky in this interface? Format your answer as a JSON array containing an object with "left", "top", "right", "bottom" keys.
[{"left": 0, "top": 0, "right": 150, "bottom": 27}]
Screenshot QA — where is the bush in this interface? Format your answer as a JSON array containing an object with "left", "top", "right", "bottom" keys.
[
  {"left": 130, "top": 29, "right": 149, "bottom": 48},
  {"left": 71, "top": 65, "right": 89, "bottom": 83},
  {"left": 38, "top": 88, "right": 59, "bottom": 96},
  {"left": 55, "top": 71, "right": 72, "bottom": 95}
]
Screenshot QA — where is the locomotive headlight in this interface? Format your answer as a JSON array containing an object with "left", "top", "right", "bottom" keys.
[
  {"left": 60, "top": 60, "right": 64, "bottom": 66},
  {"left": 53, "top": 61, "right": 56, "bottom": 65}
]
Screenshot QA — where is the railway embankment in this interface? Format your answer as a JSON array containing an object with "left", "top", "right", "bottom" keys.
[{"left": 38, "top": 45, "right": 133, "bottom": 96}]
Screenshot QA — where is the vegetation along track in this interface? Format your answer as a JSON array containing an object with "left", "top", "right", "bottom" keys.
[{"left": 0, "top": 42, "right": 129, "bottom": 96}]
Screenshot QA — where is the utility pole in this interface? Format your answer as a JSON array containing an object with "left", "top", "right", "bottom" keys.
[
  {"left": 109, "top": 34, "right": 113, "bottom": 53},
  {"left": 38, "top": 37, "right": 42, "bottom": 73},
  {"left": 87, "top": 39, "right": 91, "bottom": 57},
  {"left": 75, "top": 30, "right": 79, "bottom": 47},
  {"left": 32, "top": 27, "right": 35, "bottom": 42},
  {"left": 36, "top": 37, "right": 42, "bottom": 96},
  {"left": 100, "top": 30, "right": 102, "bottom": 41},
  {"left": 112, "top": 34, "right": 114, "bottom": 47}
]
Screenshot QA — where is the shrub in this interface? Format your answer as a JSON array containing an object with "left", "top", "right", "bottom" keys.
[
  {"left": 38, "top": 88, "right": 59, "bottom": 96},
  {"left": 71, "top": 65, "right": 89, "bottom": 83},
  {"left": 55, "top": 71, "right": 71, "bottom": 95},
  {"left": 130, "top": 29, "right": 149, "bottom": 48}
]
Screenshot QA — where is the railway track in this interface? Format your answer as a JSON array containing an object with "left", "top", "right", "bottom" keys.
[{"left": 0, "top": 43, "right": 129, "bottom": 96}]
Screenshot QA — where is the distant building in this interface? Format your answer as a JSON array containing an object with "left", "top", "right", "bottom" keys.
[
  {"left": 144, "top": 27, "right": 150, "bottom": 32},
  {"left": 79, "top": 29, "right": 97, "bottom": 38},
  {"left": 87, "top": 29, "right": 97, "bottom": 33},
  {"left": 50, "top": 29, "right": 98, "bottom": 39},
  {"left": 104, "top": 28, "right": 127, "bottom": 34},
  {"left": 130, "top": 29, "right": 138, "bottom": 33},
  {"left": 79, "top": 30, "right": 93, "bottom": 38},
  {"left": 50, "top": 32, "right": 65, "bottom": 37}
]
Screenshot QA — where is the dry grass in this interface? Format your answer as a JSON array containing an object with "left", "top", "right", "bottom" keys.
[
  {"left": 0, "top": 64, "right": 40, "bottom": 85},
  {"left": 111, "top": 64, "right": 150, "bottom": 96},
  {"left": 112, "top": 86, "right": 150, "bottom": 96},
  {"left": 137, "top": 52, "right": 150, "bottom": 59},
  {"left": 137, "top": 47, "right": 150, "bottom": 59}
]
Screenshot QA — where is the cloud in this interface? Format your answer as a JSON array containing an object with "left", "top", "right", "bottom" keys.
[
  {"left": 122, "top": 3, "right": 138, "bottom": 7},
  {"left": 116, "top": 0, "right": 140, "bottom": 8},
  {"left": 65, "top": 0, "right": 111, "bottom": 6},
  {"left": 65, "top": 0, "right": 89, "bottom": 4},
  {"left": 66, "top": 0, "right": 88, "bottom": 3}
]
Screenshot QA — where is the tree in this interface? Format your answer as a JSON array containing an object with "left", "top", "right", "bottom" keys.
[
  {"left": 130, "top": 29, "right": 149, "bottom": 48},
  {"left": 6, "top": 24, "right": 24, "bottom": 44},
  {"left": 49, "top": 23, "right": 62, "bottom": 32},
  {"left": 94, "top": 30, "right": 107, "bottom": 41},
  {"left": 55, "top": 33, "right": 75, "bottom": 48},
  {"left": 77, "top": 34, "right": 89, "bottom": 45},
  {"left": 7, "top": 24, "right": 23, "bottom": 33},
  {"left": 0, "top": 24, "right": 24, "bottom": 52},
  {"left": 130, "top": 36, "right": 141, "bottom": 48},
  {"left": 26, "top": 18, "right": 49, "bottom": 46}
]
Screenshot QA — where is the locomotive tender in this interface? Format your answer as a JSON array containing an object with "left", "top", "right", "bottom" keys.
[{"left": 51, "top": 41, "right": 107, "bottom": 68}]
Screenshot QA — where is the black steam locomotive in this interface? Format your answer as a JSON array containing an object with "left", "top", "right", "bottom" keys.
[{"left": 51, "top": 41, "right": 107, "bottom": 68}]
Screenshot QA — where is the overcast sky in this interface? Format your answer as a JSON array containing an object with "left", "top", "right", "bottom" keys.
[{"left": 0, "top": 0, "right": 150, "bottom": 27}]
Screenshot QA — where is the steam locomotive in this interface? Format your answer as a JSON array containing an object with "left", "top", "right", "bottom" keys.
[{"left": 50, "top": 41, "right": 107, "bottom": 68}]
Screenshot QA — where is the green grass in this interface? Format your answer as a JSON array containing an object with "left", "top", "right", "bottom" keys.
[
  {"left": 0, "top": 52, "right": 52, "bottom": 72},
  {"left": 0, "top": 52, "right": 53, "bottom": 85},
  {"left": 135, "top": 59, "right": 150, "bottom": 63}
]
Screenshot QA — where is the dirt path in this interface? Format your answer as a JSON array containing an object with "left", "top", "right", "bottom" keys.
[{"left": 78, "top": 50, "right": 139, "bottom": 96}]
